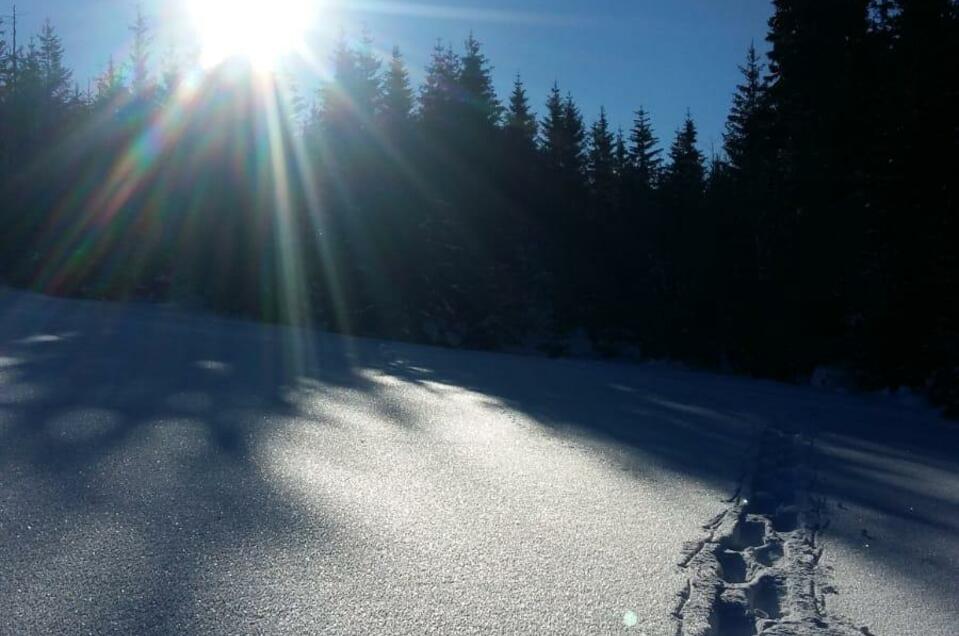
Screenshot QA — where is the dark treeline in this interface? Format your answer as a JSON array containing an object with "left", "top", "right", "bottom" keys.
[{"left": 0, "top": 2, "right": 957, "bottom": 413}]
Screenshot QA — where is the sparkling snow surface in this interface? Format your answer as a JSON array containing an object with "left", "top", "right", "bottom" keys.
[{"left": 0, "top": 289, "right": 955, "bottom": 635}]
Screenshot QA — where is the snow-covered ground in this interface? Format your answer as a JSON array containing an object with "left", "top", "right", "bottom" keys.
[
  {"left": 816, "top": 415, "right": 959, "bottom": 636},
  {"left": 0, "top": 289, "right": 956, "bottom": 635}
]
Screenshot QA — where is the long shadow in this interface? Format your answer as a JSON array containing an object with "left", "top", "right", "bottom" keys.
[
  {"left": 0, "top": 293, "right": 381, "bottom": 633},
  {"left": 0, "top": 289, "right": 956, "bottom": 632}
]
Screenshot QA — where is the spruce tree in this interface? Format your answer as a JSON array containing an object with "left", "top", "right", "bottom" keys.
[
  {"left": 9, "top": 36, "right": 44, "bottom": 159},
  {"left": 588, "top": 106, "right": 615, "bottom": 200},
  {"left": 539, "top": 86, "right": 587, "bottom": 177},
  {"left": 353, "top": 28, "right": 382, "bottom": 124},
  {"left": 381, "top": 45, "right": 414, "bottom": 126},
  {"left": 628, "top": 107, "right": 661, "bottom": 191},
  {"left": 767, "top": 0, "right": 870, "bottom": 176},
  {"left": 95, "top": 56, "right": 126, "bottom": 107},
  {"left": 540, "top": 83, "right": 566, "bottom": 170},
  {"left": 458, "top": 32, "right": 501, "bottom": 127},
  {"left": 766, "top": 0, "right": 872, "bottom": 372},
  {"left": 661, "top": 113, "right": 714, "bottom": 358},
  {"left": 128, "top": 5, "right": 152, "bottom": 98},
  {"left": 37, "top": 20, "right": 71, "bottom": 106},
  {"left": 719, "top": 43, "right": 777, "bottom": 351},
  {"left": 321, "top": 35, "right": 358, "bottom": 130},
  {"left": 505, "top": 75, "right": 537, "bottom": 149},
  {"left": 536, "top": 86, "right": 589, "bottom": 328},
  {"left": 723, "top": 43, "right": 768, "bottom": 173},
  {"left": 664, "top": 113, "right": 705, "bottom": 197},
  {"left": 419, "top": 41, "right": 459, "bottom": 126},
  {"left": 562, "top": 92, "right": 586, "bottom": 177}
]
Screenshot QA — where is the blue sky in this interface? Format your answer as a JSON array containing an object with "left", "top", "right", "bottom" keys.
[{"left": 12, "top": 0, "right": 773, "bottom": 153}]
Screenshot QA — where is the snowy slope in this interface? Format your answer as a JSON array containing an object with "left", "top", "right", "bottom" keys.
[{"left": 0, "top": 288, "right": 955, "bottom": 635}]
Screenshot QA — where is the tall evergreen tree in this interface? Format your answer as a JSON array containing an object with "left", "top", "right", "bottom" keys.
[
  {"left": 723, "top": 43, "right": 769, "bottom": 173},
  {"left": 540, "top": 83, "right": 566, "bottom": 170},
  {"left": 457, "top": 32, "right": 501, "bottom": 127},
  {"left": 766, "top": 0, "right": 872, "bottom": 370},
  {"left": 95, "top": 56, "right": 126, "bottom": 107},
  {"left": 588, "top": 106, "right": 615, "bottom": 203},
  {"left": 419, "top": 41, "right": 459, "bottom": 126},
  {"left": 352, "top": 28, "right": 382, "bottom": 124},
  {"left": 505, "top": 75, "right": 537, "bottom": 149},
  {"left": 380, "top": 45, "right": 413, "bottom": 126},
  {"left": 562, "top": 92, "right": 587, "bottom": 177},
  {"left": 767, "top": 0, "right": 870, "bottom": 183},
  {"left": 628, "top": 107, "right": 661, "bottom": 191},
  {"left": 128, "top": 5, "right": 151, "bottom": 98},
  {"left": 720, "top": 42, "right": 778, "bottom": 292},
  {"left": 663, "top": 113, "right": 705, "bottom": 197},
  {"left": 37, "top": 20, "right": 71, "bottom": 106},
  {"left": 660, "top": 113, "right": 715, "bottom": 358},
  {"left": 320, "top": 35, "right": 359, "bottom": 132}
]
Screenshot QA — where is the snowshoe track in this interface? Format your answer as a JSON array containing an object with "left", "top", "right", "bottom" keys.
[{"left": 673, "top": 427, "right": 871, "bottom": 636}]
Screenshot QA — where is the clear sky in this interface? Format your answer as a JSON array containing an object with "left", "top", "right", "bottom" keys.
[{"left": 11, "top": 0, "right": 773, "bottom": 153}]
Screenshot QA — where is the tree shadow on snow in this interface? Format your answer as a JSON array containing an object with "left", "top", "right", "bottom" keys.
[{"left": 0, "top": 289, "right": 956, "bottom": 631}]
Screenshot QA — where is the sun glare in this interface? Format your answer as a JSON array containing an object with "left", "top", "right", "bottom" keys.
[{"left": 188, "top": 0, "right": 318, "bottom": 69}]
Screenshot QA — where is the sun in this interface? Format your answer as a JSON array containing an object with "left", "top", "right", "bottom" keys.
[{"left": 187, "top": 0, "right": 318, "bottom": 70}]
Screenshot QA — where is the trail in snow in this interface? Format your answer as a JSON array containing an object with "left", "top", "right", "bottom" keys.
[{"left": 676, "top": 426, "right": 869, "bottom": 636}]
